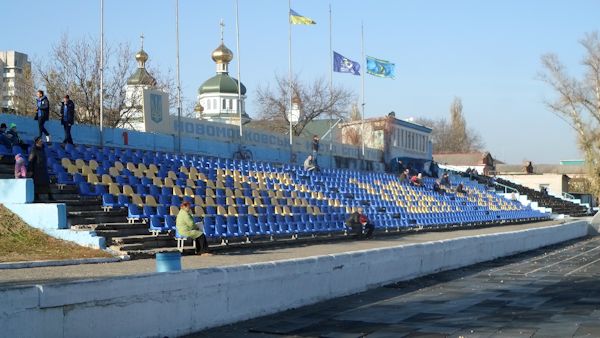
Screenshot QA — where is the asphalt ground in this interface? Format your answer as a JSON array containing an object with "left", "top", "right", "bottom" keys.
[
  {"left": 191, "top": 234, "right": 600, "bottom": 338},
  {"left": 0, "top": 220, "right": 564, "bottom": 288}
]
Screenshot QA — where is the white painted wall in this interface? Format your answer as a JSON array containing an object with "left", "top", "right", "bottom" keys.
[{"left": 0, "top": 220, "right": 589, "bottom": 338}]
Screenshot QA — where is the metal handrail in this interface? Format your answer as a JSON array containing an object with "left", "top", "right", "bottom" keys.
[
  {"left": 562, "top": 192, "right": 576, "bottom": 200},
  {"left": 493, "top": 182, "right": 519, "bottom": 194}
]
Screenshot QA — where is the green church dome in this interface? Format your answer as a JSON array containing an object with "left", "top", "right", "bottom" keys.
[{"left": 199, "top": 73, "right": 246, "bottom": 95}]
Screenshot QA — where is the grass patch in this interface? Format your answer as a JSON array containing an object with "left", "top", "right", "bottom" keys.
[{"left": 0, "top": 205, "right": 112, "bottom": 263}]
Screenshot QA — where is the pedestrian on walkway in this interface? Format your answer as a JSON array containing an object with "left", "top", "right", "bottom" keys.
[
  {"left": 34, "top": 90, "right": 51, "bottom": 142},
  {"left": 60, "top": 95, "right": 75, "bottom": 144}
]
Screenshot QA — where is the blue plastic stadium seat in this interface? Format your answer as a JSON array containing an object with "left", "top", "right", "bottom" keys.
[{"left": 127, "top": 204, "right": 143, "bottom": 223}]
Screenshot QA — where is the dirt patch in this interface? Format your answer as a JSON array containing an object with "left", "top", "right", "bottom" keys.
[{"left": 0, "top": 205, "right": 111, "bottom": 263}]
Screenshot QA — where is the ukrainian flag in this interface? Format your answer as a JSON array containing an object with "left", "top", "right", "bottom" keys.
[{"left": 289, "top": 9, "right": 316, "bottom": 25}]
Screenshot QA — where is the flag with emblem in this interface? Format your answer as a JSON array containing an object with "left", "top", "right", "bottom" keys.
[{"left": 333, "top": 51, "right": 360, "bottom": 75}]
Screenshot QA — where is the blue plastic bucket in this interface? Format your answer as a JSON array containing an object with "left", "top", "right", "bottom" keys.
[{"left": 155, "top": 252, "right": 182, "bottom": 272}]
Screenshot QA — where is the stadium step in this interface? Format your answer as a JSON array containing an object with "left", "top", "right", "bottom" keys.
[{"left": 68, "top": 210, "right": 129, "bottom": 227}]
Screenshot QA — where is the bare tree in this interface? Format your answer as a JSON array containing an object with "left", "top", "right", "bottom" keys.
[
  {"left": 539, "top": 32, "right": 600, "bottom": 197},
  {"left": 414, "top": 98, "right": 483, "bottom": 153},
  {"left": 37, "top": 34, "right": 174, "bottom": 128},
  {"left": 255, "top": 75, "right": 355, "bottom": 136}
]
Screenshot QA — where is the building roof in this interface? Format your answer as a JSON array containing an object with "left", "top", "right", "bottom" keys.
[
  {"left": 340, "top": 116, "right": 432, "bottom": 134},
  {"left": 199, "top": 73, "right": 246, "bottom": 95},
  {"left": 433, "top": 152, "right": 492, "bottom": 166},
  {"left": 126, "top": 68, "right": 157, "bottom": 86}
]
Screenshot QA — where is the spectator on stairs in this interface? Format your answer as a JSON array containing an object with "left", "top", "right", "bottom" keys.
[
  {"left": 27, "top": 137, "right": 54, "bottom": 202},
  {"left": 0, "top": 123, "right": 11, "bottom": 148},
  {"left": 34, "top": 90, "right": 51, "bottom": 142}
]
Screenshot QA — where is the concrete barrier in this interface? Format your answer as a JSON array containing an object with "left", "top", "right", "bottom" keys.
[
  {"left": 0, "top": 220, "right": 589, "bottom": 338},
  {"left": 0, "top": 178, "right": 104, "bottom": 248}
]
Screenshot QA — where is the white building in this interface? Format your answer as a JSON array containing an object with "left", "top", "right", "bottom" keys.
[
  {"left": 196, "top": 33, "right": 250, "bottom": 125},
  {"left": 123, "top": 39, "right": 158, "bottom": 131},
  {"left": 0, "top": 51, "right": 32, "bottom": 113}
]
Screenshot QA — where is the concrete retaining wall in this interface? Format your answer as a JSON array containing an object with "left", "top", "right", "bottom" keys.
[
  {"left": 0, "top": 178, "right": 104, "bottom": 248},
  {"left": 0, "top": 220, "right": 589, "bottom": 338}
]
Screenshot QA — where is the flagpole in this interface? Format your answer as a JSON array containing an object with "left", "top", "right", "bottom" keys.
[
  {"left": 175, "top": 0, "right": 182, "bottom": 153},
  {"left": 288, "top": 0, "right": 293, "bottom": 146},
  {"left": 99, "top": 0, "right": 104, "bottom": 145},
  {"left": 235, "top": 0, "right": 243, "bottom": 138},
  {"left": 360, "top": 21, "right": 365, "bottom": 157},
  {"left": 328, "top": 4, "right": 333, "bottom": 154}
]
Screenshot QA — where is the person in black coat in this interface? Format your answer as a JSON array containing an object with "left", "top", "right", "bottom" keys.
[
  {"left": 60, "top": 95, "right": 75, "bottom": 144},
  {"left": 28, "top": 137, "right": 54, "bottom": 201},
  {"left": 34, "top": 90, "right": 51, "bottom": 142}
]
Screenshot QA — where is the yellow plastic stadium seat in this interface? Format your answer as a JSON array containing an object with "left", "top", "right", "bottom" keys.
[
  {"left": 234, "top": 189, "right": 244, "bottom": 199},
  {"left": 313, "top": 206, "right": 321, "bottom": 214},
  {"left": 226, "top": 197, "right": 236, "bottom": 206},
  {"left": 145, "top": 170, "right": 156, "bottom": 178},
  {"left": 138, "top": 163, "right": 147, "bottom": 172},
  {"left": 189, "top": 167, "right": 198, "bottom": 177},
  {"left": 227, "top": 205, "right": 238, "bottom": 216},
  {"left": 179, "top": 166, "right": 189, "bottom": 174},
  {"left": 205, "top": 196, "right": 216, "bottom": 206},
  {"left": 172, "top": 186, "right": 184, "bottom": 197},
  {"left": 75, "top": 159, "right": 86, "bottom": 169},
  {"left": 108, "top": 183, "right": 121, "bottom": 196},
  {"left": 66, "top": 164, "right": 78, "bottom": 175},
  {"left": 274, "top": 206, "right": 283, "bottom": 215},
  {"left": 283, "top": 206, "right": 292, "bottom": 216},
  {"left": 132, "top": 170, "right": 144, "bottom": 178},
  {"left": 170, "top": 205, "right": 180, "bottom": 216},
  {"left": 194, "top": 196, "right": 205, "bottom": 206},
  {"left": 81, "top": 165, "right": 94, "bottom": 176},
  {"left": 247, "top": 205, "right": 258, "bottom": 216},
  {"left": 167, "top": 171, "right": 178, "bottom": 180},
  {"left": 233, "top": 182, "right": 243, "bottom": 190},
  {"left": 251, "top": 189, "right": 260, "bottom": 198},
  {"left": 131, "top": 194, "right": 144, "bottom": 206},
  {"left": 108, "top": 167, "right": 120, "bottom": 177},
  {"left": 114, "top": 161, "right": 124, "bottom": 172},
  {"left": 61, "top": 158, "right": 72, "bottom": 169},
  {"left": 225, "top": 188, "right": 234, "bottom": 197},
  {"left": 244, "top": 197, "right": 253, "bottom": 206},
  {"left": 253, "top": 197, "right": 263, "bottom": 207},
  {"left": 194, "top": 206, "right": 205, "bottom": 216},
  {"left": 88, "top": 160, "right": 99, "bottom": 171},
  {"left": 216, "top": 180, "right": 225, "bottom": 189},
  {"left": 164, "top": 178, "right": 175, "bottom": 188},
  {"left": 87, "top": 174, "right": 99, "bottom": 184},
  {"left": 123, "top": 185, "right": 136, "bottom": 197},
  {"left": 148, "top": 164, "right": 159, "bottom": 174},
  {"left": 145, "top": 195, "right": 158, "bottom": 207},
  {"left": 126, "top": 162, "right": 137, "bottom": 172},
  {"left": 205, "top": 187, "right": 216, "bottom": 198},
  {"left": 101, "top": 174, "right": 113, "bottom": 185},
  {"left": 184, "top": 187, "right": 195, "bottom": 197},
  {"left": 217, "top": 205, "right": 227, "bottom": 215},
  {"left": 152, "top": 177, "right": 163, "bottom": 187},
  {"left": 206, "top": 180, "right": 216, "bottom": 189},
  {"left": 197, "top": 173, "right": 208, "bottom": 181},
  {"left": 186, "top": 179, "right": 197, "bottom": 189}
]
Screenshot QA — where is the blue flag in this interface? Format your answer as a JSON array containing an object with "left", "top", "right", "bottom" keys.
[
  {"left": 366, "top": 56, "right": 395, "bottom": 78},
  {"left": 333, "top": 51, "right": 360, "bottom": 75}
]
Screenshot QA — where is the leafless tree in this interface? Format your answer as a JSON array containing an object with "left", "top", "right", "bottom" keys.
[
  {"left": 9, "top": 63, "right": 36, "bottom": 116},
  {"left": 36, "top": 34, "right": 175, "bottom": 128},
  {"left": 539, "top": 31, "right": 600, "bottom": 197},
  {"left": 414, "top": 97, "right": 483, "bottom": 153},
  {"left": 255, "top": 75, "right": 355, "bottom": 136}
]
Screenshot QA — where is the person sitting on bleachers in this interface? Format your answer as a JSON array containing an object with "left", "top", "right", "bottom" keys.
[
  {"left": 455, "top": 182, "right": 466, "bottom": 194},
  {"left": 345, "top": 207, "right": 374, "bottom": 239},
  {"left": 398, "top": 168, "right": 410, "bottom": 183},
  {"left": 176, "top": 201, "right": 209, "bottom": 255},
  {"left": 410, "top": 173, "right": 423, "bottom": 187},
  {"left": 440, "top": 172, "right": 451, "bottom": 187},
  {"left": 304, "top": 154, "right": 318, "bottom": 172},
  {"left": 5, "top": 123, "right": 27, "bottom": 150},
  {"left": 433, "top": 180, "right": 445, "bottom": 194},
  {"left": 0, "top": 123, "right": 12, "bottom": 148}
]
